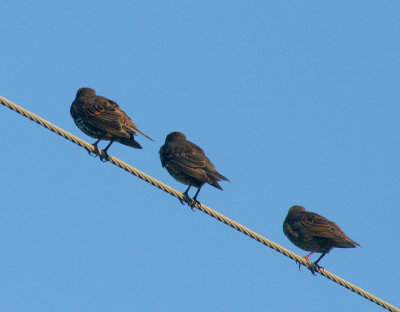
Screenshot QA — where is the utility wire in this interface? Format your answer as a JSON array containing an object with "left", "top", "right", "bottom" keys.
[{"left": 1, "top": 95, "right": 399, "bottom": 312}]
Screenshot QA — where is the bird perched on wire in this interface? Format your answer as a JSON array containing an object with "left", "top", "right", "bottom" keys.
[
  {"left": 283, "top": 205, "right": 360, "bottom": 274},
  {"left": 70, "top": 87, "right": 153, "bottom": 161},
  {"left": 159, "top": 131, "right": 230, "bottom": 209}
]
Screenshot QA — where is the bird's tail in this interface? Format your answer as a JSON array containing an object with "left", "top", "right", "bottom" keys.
[
  {"left": 338, "top": 237, "right": 361, "bottom": 248},
  {"left": 214, "top": 172, "right": 230, "bottom": 183},
  {"left": 135, "top": 129, "right": 154, "bottom": 142},
  {"left": 209, "top": 172, "right": 230, "bottom": 190},
  {"left": 118, "top": 137, "right": 142, "bottom": 149}
]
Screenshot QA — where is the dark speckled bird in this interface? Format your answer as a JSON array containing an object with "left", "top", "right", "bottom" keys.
[
  {"left": 159, "top": 132, "right": 230, "bottom": 207},
  {"left": 70, "top": 87, "right": 153, "bottom": 160},
  {"left": 283, "top": 205, "right": 360, "bottom": 271}
]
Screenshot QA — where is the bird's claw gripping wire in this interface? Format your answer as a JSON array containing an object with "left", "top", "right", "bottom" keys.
[
  {"left": 295, "top": 258, "right": 322, "bottom": 276},
  {"left": 296, "top": 260, "right": 302, "bottom": 272},
  {"left": 189, "top": 199, "right": 200, "bottom": 211},
  {"left": 88, "top": 145, "right": 100, "bottom": 158},
  {"left": 180, "top": 192, "right": 197, "bottom": 211},
  {"left": 87, "top": 143, "right": 109, "bottom": 162},
  {"left": 178, "top": 192, "right": 198, "bottom": 211},
  {"left": 308, "top": 263, "right": 323, "bottom": 276},
  {"left": 177, "top": 197, "right": 185, "bottom": 205},
  {"left": 177, "top": 191, "right": 190, "bottom": 206},
  {"left": 99, "top": 150, "right": 110, "bottom": 162}
]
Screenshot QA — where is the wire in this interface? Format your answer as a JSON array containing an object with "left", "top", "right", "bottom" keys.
[{"left": 1, "top": 95, "right": 399, "bottom": 312}]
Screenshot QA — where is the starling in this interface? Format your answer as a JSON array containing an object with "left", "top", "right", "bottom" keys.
[
  {"left": 70, "top": 87, "right": 153, "bottom": 160},
  {"left": 283, "top": 205, "right": 360, "bottom": 274},
  {"left": 159, "top": 131, "right": 230, "bottom": 208}
]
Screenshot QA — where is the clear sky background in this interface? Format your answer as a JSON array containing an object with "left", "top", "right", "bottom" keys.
[{"left": 1, "top": 1, "right": 399, "bottom": 311}]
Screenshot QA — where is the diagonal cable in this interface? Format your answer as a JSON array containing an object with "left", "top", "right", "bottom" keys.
[{"left": 1, "top": 95, "right": 399, "bottom": 312}]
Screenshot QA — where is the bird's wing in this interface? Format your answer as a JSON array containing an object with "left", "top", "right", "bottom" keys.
[
  {"left": 91, "top": 97, "right": 153, "bottom": 141},
  {"left": 164, "top": 142, "right": 208, "bottom": 168},
  {"left": 161, "top": 142, "right": 211, "bottom": 181},
  {"left": 167, "top": 159, "right": 210, "bottom": 182},
  {"left": 299, "top": 212, "right": 348, "bottom": 240},
  {"left": 77, "top": 96, "right": 129, "bottom": 135}
]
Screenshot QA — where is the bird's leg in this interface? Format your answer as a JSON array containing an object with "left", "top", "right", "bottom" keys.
[
  {"left": 90, "top": 139, "right": 102, "bottom": 157},
  {"left": 313, "top": 253, "right": 326, "bottom": 266},
  {"left": 99, "top": 141, "right": 114, "bottom": 162},
  {"left": 298, "top": 252, "right": 314, "bottom": 271},
  {"left": 303, "top": 252, "right": 314, "bottom": 265},
  {"left": 308, "top": 253, "right": 326, "bottom": 275},
  {"left": 190, "top": 185, "right": 203, "bottom": 210},
  {"left": 180, "top": 185, "right": 192, "bottom": 205}
]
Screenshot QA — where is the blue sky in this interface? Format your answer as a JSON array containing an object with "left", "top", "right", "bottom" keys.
[{"left": 1, "top": 1, "right": 399, "bottom": 311}]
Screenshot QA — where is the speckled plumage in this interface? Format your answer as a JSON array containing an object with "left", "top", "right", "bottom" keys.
[
  {"left": 70, "top": 88, "right": 152, "bottom": 153},
  {"left": 283, "top": 205, "right": 359, "bottom": 268},
  {"left": 159, "top": 132, "right": 229, "bottom": 205}
]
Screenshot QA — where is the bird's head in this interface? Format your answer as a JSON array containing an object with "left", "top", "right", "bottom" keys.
[
  {"left": 165, "top": 131, "right": 186, "bottom": 143},
  {"left": 76, "top": 87, "right": 96, "bottom": 98},
  {"left": 288, "top": 205, "right": 306, "bottom": 214}
]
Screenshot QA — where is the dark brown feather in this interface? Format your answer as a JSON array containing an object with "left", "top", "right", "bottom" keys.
[
  {"left": 283, "top": 205, "right": 360, "bottom": 254},
  {"left": 159, "top": 131, "right": 229, "bottom": 191},
  {"left": 70, "top": 88, "right": 152, "bottom": 150}
]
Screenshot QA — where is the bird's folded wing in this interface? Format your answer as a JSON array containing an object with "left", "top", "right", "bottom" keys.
[
  {"left": 167, "top": 158, "right": 209, "bottom": 182},
  {"left": 295, "top": 213, "right": 339, "bottom": 239},
  {"left": 79, "top": 98, "right": 126, "bottom": 134},
  {"left": 163, "top": 144, "right": 207, "bottom": 167}
]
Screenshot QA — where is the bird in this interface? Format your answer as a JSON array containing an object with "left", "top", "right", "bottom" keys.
[
  {"left": 283, "top": 205, "right": 360, "bottom": 274},
  {"left": 159, "top": 131, "right": 230, "bottom": 208},
  {"left": 70, "top": 87, "right": 153, "bottom": 160}
]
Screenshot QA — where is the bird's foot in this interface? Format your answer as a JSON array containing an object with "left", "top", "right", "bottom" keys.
[
  {"left": 296, "top": 260, "right": 302, "bottom": 272},
  {"left": 178, "top": 192, "right": 191, "bottom": 206},
  {"left": 189, "top": 199, "right": 200, "bottom": 211},
  {"left": 308, "top": 263, "right": 323, "bottom": 276},
  {"left": 99, "top": 150, "right": 109, "bottom": 162},
  {"left": 296, "top": 254, "right": 314, "bottom": 273},
  {"left": 89, "top": 145, "right": 101, "bottom": 157}
]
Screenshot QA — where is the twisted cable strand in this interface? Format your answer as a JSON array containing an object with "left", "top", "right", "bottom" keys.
[{"left": 1, "top": 95, "right": 398, "bottom": 312}]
